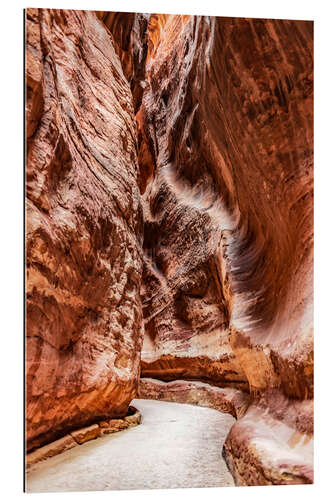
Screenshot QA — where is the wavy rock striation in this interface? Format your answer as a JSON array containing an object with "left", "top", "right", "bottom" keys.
[
  {"left": 137, "top": 13, "right": 313, "bottom": 399},
  {"left": 131, "top": 14, "right": 313, "bottom": 485},
  {"left": 26, "top": 9, "right": 313, "bottom": 486},
  {"left": 25, "top": 8, "right": 143, "bottom": 451}
]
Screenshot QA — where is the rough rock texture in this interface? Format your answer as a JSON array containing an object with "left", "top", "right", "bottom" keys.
[
  {"left": 223, "top": 391, "right": 314, "bottom": 485},
  {"left": 138, "top": 13, "right": 313, "bottom": 399},
  {"left": 26, "top": 9, "right": 313, "bottom": 487},
  {"left": 139, "top": 378, "right": 250, "bottom": 419},
  {"left": 70, "top": 424, "right": 101, "bottom": 445},
  {"left": 27, "top": 406, "right": 142, "bottom": 470},
  {"left": 26, "top": 434, "right": 77, "bottom": 469},
  {"left": 25, "top": 8, "right": 143, "bottom": 451},
  {"left": 95, "top": 11, "right": 149, "bottom": 112},
  {"left": 133, "top": 15, "right": 313, "bottom": 485},
  {"left": 99, "top": 419, "right": 127, "bottom": 433},
  {"left": 99, "top": 405, "right": 141, "bottom": 435}
]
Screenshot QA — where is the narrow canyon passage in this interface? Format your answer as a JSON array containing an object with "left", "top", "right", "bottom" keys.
[
  {"left": 27, "top": 399, "right": 235, "bottom": 492},
  {"left": 25, "top": 10, "right": 313, "bottom": 487}
]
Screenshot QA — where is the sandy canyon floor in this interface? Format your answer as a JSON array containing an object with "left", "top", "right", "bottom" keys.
[{"left": 27, "top": 399, "right": 235, "bottom": 492}]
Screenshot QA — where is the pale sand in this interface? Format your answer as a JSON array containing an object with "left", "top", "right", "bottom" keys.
[{"left": 26, "top": 399, "right": 235, "bottom": 492}]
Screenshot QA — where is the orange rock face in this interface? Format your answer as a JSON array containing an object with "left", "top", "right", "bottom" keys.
[
  {"left": 138, "top": 13, "right": 313, "bottom": 398},
  {"left": 133, "top": 14, "right": 313, "bottom": 485},
  {"left": 25, "top": 9, "right": 313, "bottom": 487},
  {"left": 139, "top": 378, "right": 250, "bottom": 419},
  {"left": 25, "top": 8, "right": 144, "bottom": 450},
  {"left": 223, "top": 391, "right": 314, "bottom": 485},
  {"left": 95, "top": 11, "right": 149, "bottom": 112}
]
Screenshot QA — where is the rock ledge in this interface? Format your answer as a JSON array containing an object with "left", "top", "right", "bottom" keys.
[{"left": 26, "top": 406, "right": 141, "bottom": 470}]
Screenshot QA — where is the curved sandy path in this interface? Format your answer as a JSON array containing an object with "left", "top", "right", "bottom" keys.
[{"left": 27, "top": 399, "right": 235, "bottom": 492}]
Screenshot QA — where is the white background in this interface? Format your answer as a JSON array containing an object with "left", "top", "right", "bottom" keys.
[{"left": 1, "top": 0, "right": 331, "bottom": 499}]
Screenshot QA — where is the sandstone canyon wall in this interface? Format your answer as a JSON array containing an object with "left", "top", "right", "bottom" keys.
[
  {"left": 138, "top": 14, "right": 313, "bottom": 399},
  {"left": 26, "top": 9, "right": 313, "bottom": 487},
  {"left": 25, "top": 8, "right": 143, "bottom": 450},
  {"left": 133, "top": 14, "right": 313, "bottom": 485}
]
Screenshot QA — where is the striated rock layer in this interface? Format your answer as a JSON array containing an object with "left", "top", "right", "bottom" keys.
[
  {"left": 25, "top": 8, "right": 143, "bottom": 450},
  {"left": 133, "top": 14, "right": 313, "bottom": 485},
  {"left": 95, "top": 11, "right": 149, "bottom": 112},
  {"left": 138, "top": 13, "right": 313, "bottom": 399},
  {"left": 26, "top": 8, "right": 313, "bottom": 487}
]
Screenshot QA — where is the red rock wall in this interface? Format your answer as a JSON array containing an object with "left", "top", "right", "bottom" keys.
[
  {"left": 95, "top": 11, "right": 149, "bottom": 112},
  {"left": 25, "top": 8, "right": 144, "bottom": 450},
  {"left": 223, "top": 390, "right": 314, "bottom": 485},
  {"left": 26, "top": 9, "right": 314, "bottom": 486},
  {"left": 138, "top": 14, "right": 313, "bottom": 400},
  {"left": 133, "top": 14, "right": 313, "bottom": 485}
]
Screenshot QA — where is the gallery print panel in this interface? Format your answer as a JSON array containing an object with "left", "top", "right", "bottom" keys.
[{"left": 25, "top": 6, "right": 313, "bottom": 492}]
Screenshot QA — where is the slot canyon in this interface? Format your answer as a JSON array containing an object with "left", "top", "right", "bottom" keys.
[{"left": 25, "top": 8, "right": 313, "bottom": 490}]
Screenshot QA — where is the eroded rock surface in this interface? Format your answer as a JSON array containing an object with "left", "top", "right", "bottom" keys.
[
  {"left": 95, "top": 11, "right": 149, "bottom": 112},
  {"left": 26, "top": 9, "right": 313, "bottom": 487},
  {"left": 138, "top": 13, "right": 313, "bottom": 400},
  {"left": 139, "top": 377, "right": 250, "bottom": 419},
  {"left": 223, "top": 391, "right": 314, "bottom": 485},
  {"left": 26, "top": 407, "right": 142, "bottom": 470},
  {"left": 134, "top": 14, "right": 313, "bottom": 485},
  {"left": 25, "top": 8, "right": 143, "bottom": 450}
]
